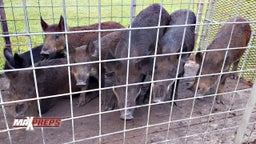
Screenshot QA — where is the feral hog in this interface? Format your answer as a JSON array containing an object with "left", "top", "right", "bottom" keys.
[
  {"left": 104, "top": 4, "right": 169, "bottom": 120},
  {"left": 69, "top": 30, "right": 124, "bottom": 108},
  {"left": 190, "top": 16, "right": 251, "bottom": 104},
  {"left": 3, "top": 45, "right": 42, "bottom": 69},
  {"left": 153, "top": 9, "right": 196, "bottom": 103},
  {"left": 5, "top": 58, "right": 81, "bottom": 117},
  {"left": 40, "top": 15, "right": 124, "bottom": 59}
]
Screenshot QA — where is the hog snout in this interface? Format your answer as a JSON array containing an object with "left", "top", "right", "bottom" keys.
[
  {"left": 120, "top": 109, "right": 135, "bottom": 120},
  {"left": 152, "top": 84, "right": 165, "bottom": 103},
  {"left": 76, "top": 80, "right": 87, "bottom": 87},
  {"left": 40, "top": 48, "right": 50, "bottom": 59},
  {"left": 197, "top": 86, "right": 208, "bottom": 96},
  {"left": 74, "top": 73, "right": 89, "bottom": 87},
  {"left": 15, "top": 103, "right": 26, "bottom": 118}
]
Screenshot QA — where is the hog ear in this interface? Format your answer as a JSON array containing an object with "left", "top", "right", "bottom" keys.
[
  {"left": 68, "top": 45, "right": 76, "bottom": 54},
  {"left": 4, "top": 59, "right": 17, "bottom": 79},
  {"left": 105, "top": 52, "right": 121, "bottom": 70},
  {"left": 195, "top": 52, "right": 202, "bottom": 65},
  {"left": 4, "top": 48, "right": 14, "bottom": 62},
  {"left": 4, "top": 59, "right": 15, "bottom": 70},
  {"left": 58, "top": 15, "right": 65, "bottom": 31},
  {"left": 40, "top": 16, "right": 48, "bottom": 31},
  {"left": 135, "top": 58, "right": 151, "bottom": 70},
  {"left": 14, "top": 53, "right": 27, "bottom": 68},
  {"left": 4, "top": 48, "right": 14, "bottom": 66},
  {"left": 86, "top": 40, "right": 97, "bottom": 57},
  {"left": 106, "top": 51, "right": 115, "bottom": 60}
]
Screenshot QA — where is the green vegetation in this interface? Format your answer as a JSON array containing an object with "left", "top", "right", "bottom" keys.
[{"left": 0, "top": 0, "right": 202, "bottom": 70}]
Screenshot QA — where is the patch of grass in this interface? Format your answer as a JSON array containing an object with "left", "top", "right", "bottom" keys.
[{"left": 0, "top": 0, "right": 201, "bottom": 70}]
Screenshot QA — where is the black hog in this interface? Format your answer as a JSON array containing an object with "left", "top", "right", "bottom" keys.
[
  {"left": 69, "top": 30, "right": 124, "bottom": 108},
  {"left": 190, "top": 16, "right": 251, "bottom": 104},
  {"left": 5, "top": 58, "right": 81, "bottom": 117},
  {"left": 3, "top": 45, "right": 42, "bottom": 69},
  {"left": 153, "top": 9, "right": 196, "bottom": 103},
  {"left": 40, "top": 15, "right": 124, "bottom": 59},
  {"left": 104, "top": 4, "right": 169, "bottom": 120}
]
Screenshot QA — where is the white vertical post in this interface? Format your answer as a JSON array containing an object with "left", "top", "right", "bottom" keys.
[
  {"left": 195, "top": 0, "right": 204, "bottom": 45},
  {"left": 0, "top": 91, "right": 13, "bottom": 144},
  {"left": 234, "top": 80, "right": 256, "bottom": 144},
  {"left": 130, "top": 0, "right": 136, "bottom": 22}
]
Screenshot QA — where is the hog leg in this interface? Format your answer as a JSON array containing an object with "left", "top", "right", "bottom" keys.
[
  {"left": 102, "top": 89, "right": 117, "bottom": 111},
  {"left": 102, "top": 75, "right": 117, "bottom": 110},
  {"left": 137, "top": 73, "right": 151, "bottom": 104},
  {"left": 77, "top": 86, "right": 88, "bottom": 107},
  {"left": 230, "top": 60, "right": 240, "bottom": 79},
  {"left": 216, "top": 74, "right": 228, "bottom": 105},
  {"left": 136, "top": 84, "right": 150, "bottom": 105},
  {"left": 188, "top": 64, "right": 200, "bottom": 91},
  {"left": 40, "top": 98, "right": 56, "bottom": 114}
]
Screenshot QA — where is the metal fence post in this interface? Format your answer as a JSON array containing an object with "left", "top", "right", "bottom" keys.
[
  {"left": 0, "top": 0, "right": 11, "bottom": 50},
  {"left": 234, "top": 80, "right": 256, "bottom": 144},
  {"left": 195, "top": 0, "right": 205, "bottom": 45},
  {"left": 130, "top": 0, "right": 136, "bottom": 22}
]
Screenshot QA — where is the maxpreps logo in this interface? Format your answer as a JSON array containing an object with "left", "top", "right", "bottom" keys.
[{"left": 13, "top": 117, "right": 61, "bottom": 131}]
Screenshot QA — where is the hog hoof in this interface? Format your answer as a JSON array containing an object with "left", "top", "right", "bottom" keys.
[
  {"left": 120, "top": 114, "right": 134, "bottom": 121},
  {"left": 104, "top": 107, "right": 113, "bottom": 111},
  {"left": 216, "top": 99, "right": 225, "bottom": 105},
  {"left": 104, "top": 105, "right": 115, "bottom": 111},
  {"left": 187, "top": 85, "right": 195, "bottom": 91},
  {"left": 120, "top": 110, "right": 134, "bottom": 120},
  {"left": 15, "top": 112, "right": 25, "bottom": 118},
  {"left": 230, "top": 73, "right": 239, "bottom": 80},
  {"left": 152, "top": 98, "right": 162, "bottom": 103},
  {"left": 77, "top": 101, "right": 85, "bottom": 107}
]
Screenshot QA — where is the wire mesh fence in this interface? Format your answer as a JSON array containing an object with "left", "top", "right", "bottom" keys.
[{"left": 0, "top": 0, "right": 255, "bottom": 144}]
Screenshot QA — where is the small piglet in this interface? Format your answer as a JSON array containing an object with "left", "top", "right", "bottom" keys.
[
  {"left": 190, "top": 16, "right": 251, "bottom": 104},
  {"left": 153, "top": 9, "right": 196, "bottom": 103},
  {"left": 69, "top": 30, "right": 124, "bottom": 108}
]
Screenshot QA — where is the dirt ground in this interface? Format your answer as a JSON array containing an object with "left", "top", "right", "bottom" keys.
[{"left": 0, "top": 60, "right": 255, "bottom": 144}]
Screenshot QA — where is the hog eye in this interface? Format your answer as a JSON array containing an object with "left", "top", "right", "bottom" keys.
[
  {"left": 10, "top": 86, "right": 15, "bottom": 91},
  {"left": 155, "top": 65, "right": 158, "bottom": 70},
  {"left": 171, "top": 68, "right": 176, "bottom": 74},
  {"left": 105, "top": 72, "right": 114, "bottom": 77},
  {"left": 210, "top": 75, "right": 216, "bottom": 79},
  {"left": 55, "top": 34, "right": 61, "bottom": 41}
]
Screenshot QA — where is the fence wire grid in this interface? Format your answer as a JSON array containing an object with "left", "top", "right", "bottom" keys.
[{"left": 0, "top": 0, "right": 256, "bottom": 144}]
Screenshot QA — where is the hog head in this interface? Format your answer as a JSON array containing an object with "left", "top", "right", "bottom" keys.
[
  {"left": 191, "top": 52, "right": 225, "bottom": 96},
  {"left": 5, "top": 62, "right": 52, "bottom": 117},
  {"left": 40, "top": 15, "right": 66, "bottom": 59},
  {"left": 153, "top": 50, "right": 186, "bottom": 103},
  {"left": 3, "top": 48, "right": 30, "bottom": 68},
  {"left": 70, "top": 41, "right": 98, "bottom": 87}
]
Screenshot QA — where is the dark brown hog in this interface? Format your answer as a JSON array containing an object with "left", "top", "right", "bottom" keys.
[
  {"left": 3, "top": 45, "right": 43, "bottom": 69},
  {"left": 40, "top": 15, "right": 124, "bottom": 59},
  {"left": 69, "top": 30, "right": 124, "bottom": 108},
  {"left": 104, "top": 4, "right": 169, "bottom": 120},
  {"left": 189, "top": 16, "right": 251, "bottom": 104},
  {"left": 153, "top": 9, "right": 196, "bottom": 103},
  {"left": 5, "top": 58, "right": 81, "bottom": 117}
]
